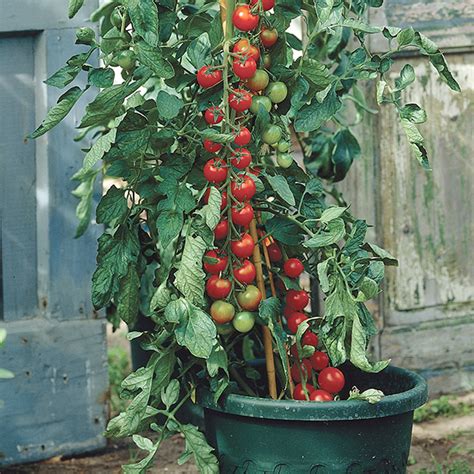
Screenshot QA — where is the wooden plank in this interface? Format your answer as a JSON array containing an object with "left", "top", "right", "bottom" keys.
[
  {"left": 369, "top": 0, "right": 474, "bottom": 53},
  {"left": 0, "top": 35, "right": 38, "bottom": 321},
  {"left": 378, "top": 54, "right": 473, "bottom": 318},
  {"left": 0, "top": 0, "right": 97, "bottom": 32},
  {"left": 36, "top": 29, "right": 101, "bottom": 320},
  {"left": 0, "top": 318, "right": 108, "bottom": 466}
]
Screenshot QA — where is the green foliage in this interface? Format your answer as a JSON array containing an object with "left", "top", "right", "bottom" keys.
[
  {"left": 414, "top": 396, "right": 474, "bottom": 423},
  {"left": 31, "top": 0, "right": 459, "bottom": 470}
]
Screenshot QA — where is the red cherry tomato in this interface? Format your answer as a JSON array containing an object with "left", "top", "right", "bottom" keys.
[
  {"left": 249, "top": 166, "right": 261, "bottom": 176},
  {"left": 233, "top": 39, "right": 260, "bottom": 62},
  {"left": 318, "top": 367, "right": 345, "bottom": 394},
  {"left": 302, "top": 331, "right": 318, "bottom": 347},
  {"left": 214, "top": 219, "right": 229, "bottom": 240},
  {"left": 232, "top": 5, "right": 259, "bottom": 31},
  {"left": 229, "top": 89, "right": 253, "bottom": 112},
  {"left": 310, "top": 389, "right": 334, "bottom": 402},
  {"left": 260, "top": 26, "right": 278, "bottom": 48},
  {"left": 290, "top": 344, "right": 300, "bottom": 359},
  {"left": 286, "top": 312, "right": 308, "bottom": 334},
  {"left": 203, "top": 250, "right": 228, "bottom": 274},
  {"left": 310, "top": 351, "right": 329, "bottom": 371},
  {"left": 231, "top": 148, "right": 252, "bottom": 169},
  {"left": 206, "top": 275, "right": 232, "bottom": 300},
  {"left": 233, "top": 259, "right": 256, "bottom": 284},
  {"left": 283, "top": 305, "right": 293, "bottom": 317},
  {"left": 203, "top": 139, "right": 222, "bottom": 153},
  {"left": 250, "top": 0, "right": 274, "bottom": 11},
  {"left": 231, "top": 233, "right": 255, "bottom": 258},
  {"left": 233, "top": 57, "right": 257, "bottom": 80},
  {"left": 234, "top": 127, "right": 252, "bottom": 146},
  {"left": 204, "top": 106, "right": 224, "bottom": 125},
  {"left": 290, "top": 358, "right": 312, "bottom": 383},
  {"left": 267, "top": 242, "right": 282, "bottom": 262},
  {"left": 286, "top": 290, "right": 309, "bottom": 311},
  {"left": 204, "top": 188, "right": 227, "bottom": 210},
  {"left": 203, "top": 158, "right": 228, "bottom": 184},
  {"left": 237, "top": 284, "right": 262, "bottom": 310},
  {"left": 231, "top": 174, "right": 256, "bottom": 201},
  {"left": 197, "top": 66, "right": 222, "bottom": 88},
  {"left": 210, "top": 300, "right": 235, "bottom": 324},
  {"left": 231, "top": 203, "right": 254, "bottom": 227},
  {"left": 284, "top": 258, "right": 304, "bottom": 278},
  {"left": 293, "top": 382, "right": 315, "bottom": 401}
]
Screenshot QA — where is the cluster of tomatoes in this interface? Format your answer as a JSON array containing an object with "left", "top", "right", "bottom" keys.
[
  {"left": 196, "top": 0, "right": 292, "bottom": 334},
  {"left": 266, "top": 243, "right": 346, "bottom": 401}
]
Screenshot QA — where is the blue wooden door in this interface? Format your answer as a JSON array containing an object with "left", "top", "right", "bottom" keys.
[{"left": 0, "top": 1, "right": 108, "bottom": 465}]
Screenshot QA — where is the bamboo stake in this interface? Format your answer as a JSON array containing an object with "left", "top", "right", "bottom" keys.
[
  {"left": 219, "top": 0, "right": 277, "bottom": 400},
  {"left": 249, "top": 219, "right": 278, "bottom": 399},
  {"left": 257, "top": 214, "right": 294, "bottom": 398}
]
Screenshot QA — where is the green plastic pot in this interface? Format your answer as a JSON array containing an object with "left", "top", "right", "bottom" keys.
[{"left": 200, "top": 365, "right": 427, "bottom": 473}]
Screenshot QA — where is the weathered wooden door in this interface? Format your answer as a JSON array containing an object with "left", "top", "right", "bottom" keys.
[
  {"left": 0, "top": 1, "right": 108, "bottom": 465},
  {"left": 343, "top": 1, "right": 474, "bottom": 393}
]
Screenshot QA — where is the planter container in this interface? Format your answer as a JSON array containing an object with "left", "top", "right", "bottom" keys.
[{"left": 200, "top": 365, "right": 427, "bottom": 473}]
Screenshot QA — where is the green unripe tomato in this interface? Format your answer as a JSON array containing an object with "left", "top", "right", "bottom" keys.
[
  {"left": 100, "top": 29, "right": 131, "bottom": 54},
  {"left": 277, "top": 141, "right": 291, "bottom": 153},
  {"left": 115, "top": 49, "right": 136, "bottom": 71},
  {"left": 246, "top": 70, "right": 269, "bottom": 92},
  {"left": 76, "top": 27, "right": 95, "bottom": 45},
  {"left": 266, "top": 81, "right": 288, "bottom": 104},
  {"left": 110, "top": 7, "right": 125, "bottom": 29},
  {"left": 263, "top": 53, "right": 271, "bottom": 69},
  {"left": 250, "top": 95, "right": 272, "bottom": 114},
  {"left": 232, "top": 311, "right": 256, "bottom": 333},
  {"left": 210, "top": 300, "right": 235, "bottom": 325},
  {"left": 277, "top": 153, "right": 293, "bottom": 168},
  {"left": 217, "top": 323, "right": 234, "bottom": 336},
  {"left": 262, "top": 125, "right": 282, "bottom": 145}
]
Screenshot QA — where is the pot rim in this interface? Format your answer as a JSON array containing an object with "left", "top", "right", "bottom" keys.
[{"left": 199, "top": 365, "right": 428, "bottom": 421}]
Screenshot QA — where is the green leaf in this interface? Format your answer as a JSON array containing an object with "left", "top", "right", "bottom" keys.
[
  {"left": 91, "top": 264, "right": 114, "bottom": 309},
  {"left": 174, "top": 235, "right": 207, "bottom": 307},
  {"left": 320, "top": 316, "right": 347, "bottom": 366},
  {"left": 363, "top": 242, "right": 397, "bottom": 265},
  {"left": 0, "top": 329, "right": 5, "bottom": 345},
  {"left": 156, "top": 210, "right": 183, "bottom": 250},
  {"left": 300, "top": 59, "right": 332, "bottom": 92},
  {"left": 71, "top": 169, "right": 98, "bottom": 238},
  {"left": 305, "top": 218, "right": 346, "bottom": 248},
  {"left": 259, "top": 297, "right": 289, "bottom": 387},
  {"left": 265, "top": 216, "right": 303, "bottom": 245},
  {"left": 332, "top": 128, "right": 360, "bottom": 181},
  {"left": 88, "top": 67, "right": 115, "bottom": 88},
  {"left": 348, "top": 387, "right": 385, "bottom": 404},
  {"left": 116, "top": 266, "right": 140, "bottom": 326},
  {"left": 350, "top": 312, "right": 390, "bottom": 372},
  {"left": 206, "top": 344, "right": 229, "bottom": 378},
  {"left": 187, "top": 33, "right": 211, "bottom": 70},
  {"left": 208, "top": 15, "right": 224, "bottom": 49},
  {"left": 266, "top": 175, "right": 295, "bottom": 206},
  {"left": 344, "top": 220, "right": 367, "bottom": 255},
  {"left": 319, "top": 206, "right": 347, "bottom": 223},
  {"left": 96, "top": 185, "right": 128, "bottom": 225},
  {"left": 400, "top": 103, "right": 427, "bottom": 124},
  {"left": 161, "top": 379, "right": 180, "bottom": 409},
  {"left": 315, "top": 0, "right": 334, "bottom": 24},
  {"left": 395, "top": 64, "right": 415, "bottom": 91},
  {"left": 45, "top": 51, "right": 93, "bottom": 88},
  {"left": 294, "top": 85, "right": 342, "bottom": 132},
  {"left": 397, "top": 27, "right": 415, "bottom": 48},
  {"left": 0, "top": 368, "right": 14, "bottom": 379},
  {"left": 196, "top": 187, "right": 221, "bottom": 231},
  {"left": 179, "top": 424, "right": 219, "bottom": 474},
  {"left": 68, "top": 0, "right": 85, "bottom": 18},
  {"left": 82, "top": 128, "right": 118, "bottom": 173},
  {"left": 317, "top": 259, "right": 331, "bottom": 294},
  {"left": 156, "top": 91, "right": 184, "bottom": 120},
  {"left": 29, "top": 87, "right": 83, "bottom": 138},
  {"left": 126, "top": 0, "right": 159, "bottom": 47},
  {"left": 400, "top": 119, "right": 430, "bottom": 169},
  {"left": 136, "top": 42, "right": 175, "bottom": 79},
  {"left": 171, "top": 298, "right": 217, "bottom": 359},
  {"left": 340, "top": 18, "right": 380, "bottom": 33}
]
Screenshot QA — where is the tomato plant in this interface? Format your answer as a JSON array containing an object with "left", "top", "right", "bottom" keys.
[{"left": 33, "top": 0, "right": 459, "bottom": 468}]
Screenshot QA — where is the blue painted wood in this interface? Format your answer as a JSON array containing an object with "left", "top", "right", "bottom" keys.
[
  {"left": 0, "top": 35, "right": 38, "bottom": 322},
  {"left": 0, "top": 319, "right": 108, "bottom": 465},
  {"left": 0, "top": 0, "right": 106, "bottom": 466}
]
